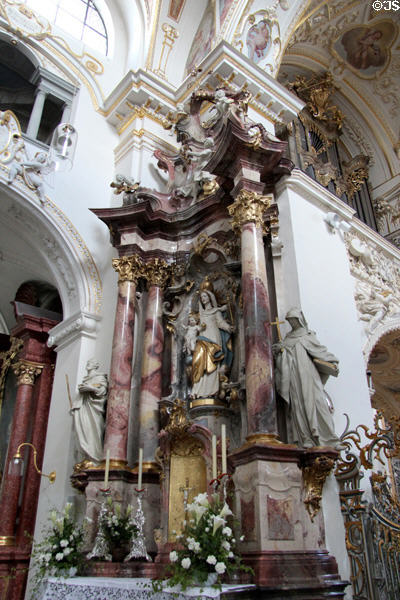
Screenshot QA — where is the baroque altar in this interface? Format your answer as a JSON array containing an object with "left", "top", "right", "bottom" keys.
[{"left": 71, "top": 84, "right": 347, "bottom": 598}]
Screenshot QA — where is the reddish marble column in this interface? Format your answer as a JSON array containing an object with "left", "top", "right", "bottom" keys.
[
  {"left": 104, "top": 256, "right": 143, "bottom": 465},
  {"left": 138, "top": 259, "right": 172, "bottom": 464},
  {"left": 16, "top": 362, "right": 55, "bottom": 543},
  {"left": 0, "top": 360, "right": 43, "bottom": 541},
  {"left": 228, "top": 190, "right": 277, "bottom": 439}
]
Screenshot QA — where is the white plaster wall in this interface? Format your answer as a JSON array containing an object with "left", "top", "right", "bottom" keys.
[{"left": 275, "top": 174, "right": 377, "bottom": 594}]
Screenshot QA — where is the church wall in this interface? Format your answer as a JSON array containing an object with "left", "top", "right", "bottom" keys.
[{"left": 276, "top": 172, "right": 377, "bottom": 591}]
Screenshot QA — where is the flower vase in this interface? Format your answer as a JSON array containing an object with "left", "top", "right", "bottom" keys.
[
  {"left": 111, "top": 544, "right": 129, "bottom": 562},
  {"left": 192, "top": 572, "right": 218, "bottom": 587},
  {"left": 205, "top": 573, "right": 218, "bottom": 586}
]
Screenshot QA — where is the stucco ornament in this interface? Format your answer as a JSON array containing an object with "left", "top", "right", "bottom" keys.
[
  {"left": 7, "top": 149, "right": 54, "bottom": 204},
  {"left": 71, "top": 359, "right": 108, "bottom": 464},
  {"left": 273, "top": 308, "right": 341, "bottom": 449}
]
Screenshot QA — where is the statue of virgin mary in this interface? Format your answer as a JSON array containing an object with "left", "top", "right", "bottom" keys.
[{"left": 191, "top": 281, "right": 234, "bottom": 399}]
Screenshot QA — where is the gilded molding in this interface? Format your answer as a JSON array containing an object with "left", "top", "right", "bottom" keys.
[
  {"left": 12, "top": 360, "right": 43, "bottom": 386},
  {"left": 141, "top": 257, "right": 175, "bottom": 288},
  {"left": 228, "top": 190, "right": 272, "bottom": 234},
  {"left": 112, "top": 255, "right": 144, "bottom": 284}
]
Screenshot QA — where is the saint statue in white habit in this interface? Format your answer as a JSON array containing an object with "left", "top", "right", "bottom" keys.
[
  {"left": 190, "top": 281, "right": 234, "bottom": 399},
  {"left": 273, "top": 308, "right": 341, "bottom": 448},
  {"left": 71, "top": 359, "right": 108, "bottom": 464}
]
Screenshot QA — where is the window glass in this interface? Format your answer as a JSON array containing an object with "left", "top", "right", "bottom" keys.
[{"left": 26, "top": 0, "right": 108, "bottom": 55}]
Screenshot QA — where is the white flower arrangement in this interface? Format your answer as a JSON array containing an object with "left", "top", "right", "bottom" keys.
[
  {"left": 32, "top": 503, "right": 85, "bottom": 593},
  {"left": 153, "top": 492, "right": 251, "bottom": 592}
]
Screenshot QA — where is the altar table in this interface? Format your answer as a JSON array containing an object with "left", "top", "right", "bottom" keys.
[{"left": 38, "top": 577, "right": 256, "bottom": 599}]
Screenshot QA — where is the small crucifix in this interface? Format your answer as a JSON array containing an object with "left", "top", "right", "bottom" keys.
[
  {"left": 269, "top": 316, "right": 285, "bottom": 342},
  {"left": 179, "top": 477, "right": 193, "bottom": 512}
]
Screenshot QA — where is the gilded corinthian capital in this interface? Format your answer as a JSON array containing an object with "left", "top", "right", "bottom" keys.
[
  {"left": 12, "top": 360, "right": 43, "bottom": 386},
  {"left": 228, "top": 190, "right": 272, "bottom": 234},
  {"left": 142, "top": 258, "right": 174, "bottom": 288},
  {"left": 112, "top": 255, "right": 144, "bottom": 283}
]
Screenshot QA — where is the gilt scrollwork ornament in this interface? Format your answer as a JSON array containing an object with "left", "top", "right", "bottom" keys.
[
  {"left": 301, "top": 454, "right": 336, "bottom": 521},
  {"left": 112, "top": 255, "right": 144, "bottom": 284},
  {"left": 12, "top": 360, "right": 43, "bottom": 386},
  {"left": 337, "top": 411, "right": 400, "bottom": 473},
  {"left": 165, "top": 398, "right": 191, "bottom": 438},
  {"left": 289, "top": 72, "right": 343, "bottom": 133},
  {"left": 0, "top": 336, "right": 24, "bottom": 413},
  {"left": 228, "top": 190, "right": 272, "bottom": 234}
]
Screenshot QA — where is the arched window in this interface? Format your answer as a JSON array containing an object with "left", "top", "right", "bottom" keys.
[{"left": 27, "top": 0, "right": 108, "bottom": 55}]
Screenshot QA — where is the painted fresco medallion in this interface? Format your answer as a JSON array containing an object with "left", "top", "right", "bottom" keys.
[
  {"left": 332, "top": 21, "right": 397, "bottom": 78},
  {"left": 246, "top": 19, "right": 272, "bottom": 64}
]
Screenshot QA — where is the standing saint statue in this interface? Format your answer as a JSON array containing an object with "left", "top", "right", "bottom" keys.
[
  {"left": 190, "top": 281, "right": 234, "bottom": 399},
  {"left": 273, "top": 308, "right": 340, "bottom": 448},
  {"left": 71, "top": 359, "right": 108, "bottom": 464}
]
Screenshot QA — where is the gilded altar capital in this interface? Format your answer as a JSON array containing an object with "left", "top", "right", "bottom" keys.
[
  {"left": 142, "top": 258, "right": 175, "bottom": 288},
  {"left": 112, "top": 255, "right": 143, "bottom": 284},
  {"left": 12, "top": 360, "right": 43, "bottom": 386},
  {"left": 228, "top": 190, "right": 272, "bottom": 234}
]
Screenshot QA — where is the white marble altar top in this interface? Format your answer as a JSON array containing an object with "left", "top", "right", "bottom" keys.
[{"left": 39, "top": 576, "right": 256, "bottom": 599}]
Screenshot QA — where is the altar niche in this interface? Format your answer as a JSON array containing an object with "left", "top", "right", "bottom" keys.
[{"left": 168, "top": 435, "right": 207, "bottom": 541}]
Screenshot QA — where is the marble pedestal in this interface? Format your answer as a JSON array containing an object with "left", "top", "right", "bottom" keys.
[
  {"left": 78, "top": 468, "right": 160, "bottom": 575},
  {"left": 230, "top": 443, "right": 348, "bottom": 598}
]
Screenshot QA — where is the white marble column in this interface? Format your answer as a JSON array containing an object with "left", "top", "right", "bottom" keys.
[{"left": 26, "top": 89, "right": 46, "bottom": 138}]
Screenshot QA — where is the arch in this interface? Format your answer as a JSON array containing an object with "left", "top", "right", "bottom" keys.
[{"left": 0, "top": 176, "right": 102, "bottom": 337}]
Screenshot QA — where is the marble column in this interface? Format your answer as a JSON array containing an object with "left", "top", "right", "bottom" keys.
[
  {"left": 138, "top": 259, "right": 172, "bottom": 465},
  {"left": 26, "top": 89, "right": 46, "bottom": 139},
  {"left": 228, "top": 190, "right": 277, "bottom": 440},
  {"left": 0, "top": 360, "right": 43, "bottom": 542},
  {"left": 103, "top": 255, "right": 143, "bottom": 465}
]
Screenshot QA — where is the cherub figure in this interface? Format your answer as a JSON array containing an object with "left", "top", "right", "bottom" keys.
[
  {"left": 206, "top": 89, "right": 234, "bottom": 127},
  {"left": 7, "top": 151, "right": 52, "bottom": 204},
  {"left": 183, "top": 313, "right": 202, "bottom": 354},
  {"left": 110, "top": 173, "right": 140, "bottom": 195}
]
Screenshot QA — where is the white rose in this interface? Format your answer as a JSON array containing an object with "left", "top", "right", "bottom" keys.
[
  {"left": 215, "top": 562, "right": 226, "bottom": 574},
  {"left": 206, "top": 555, "right": 217, "bottom": 565},
  {"left": 228, "top": 551, "right": 234, "bottom": 558},
  {"left": 169, "top": 551, "right": 178, "bottom": 562},
  {"left": 239, "top": 535, "right": 245, "bottom": 541},
  {"left": 63, "top": 548, "right": 72, "bottom": 556},
  {"left": 222, "top": 540, "right": 230, "bottom": 551},
  {"left": 222, "top": 527, "right": 232, "bottom": 537},
  {"left": 55, "top": 552, "right": 64, "bottom": 561},
  {"left": 181, "top": 557, "right": 191, "bottom": 569},
  {"left": 60, "top": 539, "right": 69, "bottom": 547}
]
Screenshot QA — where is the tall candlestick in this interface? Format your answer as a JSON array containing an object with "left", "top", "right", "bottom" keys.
[
  {"left": 104, "top": 448, "right": 110, "bottom": 488},
  {"left": 212, "top": 435, "right": 217, "bottom": 480},
  {"left": 221, "top": 424, "right": 227, "bottom": 474},
  {"left": 138, "top": 447, "right": 143, "bottom": 490}
]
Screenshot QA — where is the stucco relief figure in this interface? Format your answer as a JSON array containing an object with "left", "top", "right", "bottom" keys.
[
  {"left": 71, "top": 359, "right": 108, "bottom": 464},
  {"left": 355, "top": 281, "right": 393, "bottom": 332},
  {"left": 273, "top": 308, "right": 340, "bottom": 449},
  {"left": 7, "top": 150, "right": 52, "bottom": 204},
  {"left": 190, "top": 283, "right": 234, "bottom": 399}
]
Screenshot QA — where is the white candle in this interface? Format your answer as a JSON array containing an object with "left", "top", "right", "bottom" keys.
[
  {"left": 104, "top": 448, "right": 110, "bottom": 488},
  {"left": 212, "top": 435, "right": 217, "bottom": 480},
  {"left": 221, "top": 424, "right": 227, "bottom": 474},
  {"left": 138, "top": 447, "right": 143, "bottom": 490}
]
